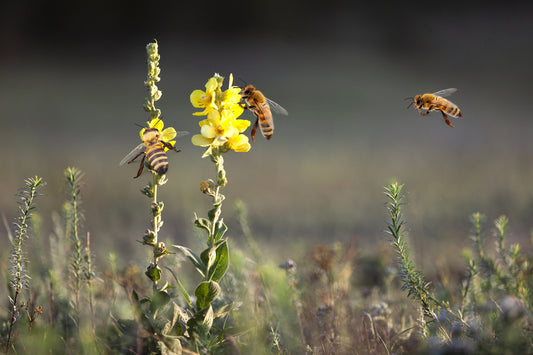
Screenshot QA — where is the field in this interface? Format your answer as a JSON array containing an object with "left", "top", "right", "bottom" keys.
[{"left": 1, "top": 4, "right": 533, "bottom": 354}]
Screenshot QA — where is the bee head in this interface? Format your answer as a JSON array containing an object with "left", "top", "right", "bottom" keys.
[
  {"left": 413, "top": 95, "right": 423, "bottom": 108},
  {"left": 142, "top": 127, "right": 160, "bottom": 141},
  {"left": 241, "top": 85, "right": 255, "bottom": 97}
]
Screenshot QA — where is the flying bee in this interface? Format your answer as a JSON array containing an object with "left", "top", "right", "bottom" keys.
[
  {"left": 408, "top": 88, "right": 462, "bottom": 127},
  {"left": 120, "top": 126, "right": 188, "bottom": 178},
  {"left": 240, "top": 84, "right": 288, "bottom": 141}
]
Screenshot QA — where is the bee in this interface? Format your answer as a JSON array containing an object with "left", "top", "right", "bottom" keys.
[
  {"left": 409, "top": 88, "right": 462, "bottom": 127},
  {"left": 240, "top": 84, "right": 288, "bottom": 141},
  {"left": 120, "top": 126, "right": 188, "bottom": 178}
]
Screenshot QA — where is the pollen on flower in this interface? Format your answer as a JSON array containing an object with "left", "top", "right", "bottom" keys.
[{"left": 215, "top": 125, "right": 225, "bottom": 135}]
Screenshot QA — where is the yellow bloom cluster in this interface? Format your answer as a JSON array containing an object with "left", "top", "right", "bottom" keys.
[{"left": 190, "top": 74, "right": 251, "bottom": 156}]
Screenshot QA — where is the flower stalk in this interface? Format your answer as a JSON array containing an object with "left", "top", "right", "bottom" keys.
[{"left": 138, "top": 42, "right": 174, "bottom": 290}]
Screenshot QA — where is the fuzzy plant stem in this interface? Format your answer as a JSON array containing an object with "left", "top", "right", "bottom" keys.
[
  {"left": 384, "top": 182, "right": 450, "bottom": 340},
  {"left": 6, "top": 177, "right": 44, "bottom": 352},
  {"left": 66, "top": 167, "right": 83, "bottom": 313},
  {"left": 151, "top": 173, "right": 160, "bottom": 292},
  {"left": 207, "top": 151, "right": 226, "bottom": 247}
]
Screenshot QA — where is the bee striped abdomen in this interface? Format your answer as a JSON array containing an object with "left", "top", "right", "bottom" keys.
[
  {"left": 444, "top": 105, "right": 462, "bottom": 118},
  {"left": 146, "top": 145, "right": 168, "bottom": 175},
  {"left": 258, "top": 103, "right": 274, "bottom": 139}
]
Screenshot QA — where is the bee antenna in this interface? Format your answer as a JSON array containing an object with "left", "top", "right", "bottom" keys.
[
  {"left": 238, "top": 77, "right": 248, "bottom": 86},
  {"left": 403, "top": 97, "right": 414, "bottom": 109},
  {"left": 134, "top": 123, "right": 145, "bottom": 128}
]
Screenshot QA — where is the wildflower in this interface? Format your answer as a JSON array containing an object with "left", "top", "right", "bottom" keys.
[
  {"left": 191, "top": 73, "right": 251, "bottom": 156},
  {"left": 190, "top": 77, "right": 219, "bottom": 116},
  {"left": 226, "top": 134, "right": 251, "bottom": 153},
  {"left": 140, "top": 118, "right": 177, "bottom": 150},
  {"left": 200, "top": 181, "right": 211, "bottom": 194}
]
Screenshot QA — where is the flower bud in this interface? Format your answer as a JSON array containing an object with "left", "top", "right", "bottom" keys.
[
  {"left": 143, "top": 229, "right": 156, "bottom": 246},
  {"left": 141, "top": 184, "right": 154, "bottom": 198},
  {"left": 155, "top": 242, "right": 169, "bottom": 258}
]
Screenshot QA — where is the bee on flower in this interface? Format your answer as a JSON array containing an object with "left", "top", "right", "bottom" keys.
[{"left": 120, "top": 118, "right": 188, "bottom": 178}]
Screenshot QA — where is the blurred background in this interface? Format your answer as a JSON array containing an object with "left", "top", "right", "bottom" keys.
[{"left": 1, "top": 1, "right": 532, "bottom": 271}]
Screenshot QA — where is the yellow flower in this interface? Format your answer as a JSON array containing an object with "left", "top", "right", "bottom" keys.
[
  {"left": 232, "top": 116, "right": 251, "bottom": 133},
  {"left": 227, "top": 134, "right": 251, "bottom": 153},
  {"left": 190, "top": 77, "right": 219, "bottom": 116},
  {"left": 220, "top": 74, "right": 244, "bottom": 118},
  {"left": 191, "top": 73, "right": 251, "bottom": 156},
  {"left": 140, "top": 118, "right": 177, "bottom": 150},
  {"left": 192, "top": 110, "right": 236, "bottom": 148}
]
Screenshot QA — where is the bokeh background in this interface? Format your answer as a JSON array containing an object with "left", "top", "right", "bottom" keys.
[{"left": 1, "top": 1, "right": 532, "bottom": 271}]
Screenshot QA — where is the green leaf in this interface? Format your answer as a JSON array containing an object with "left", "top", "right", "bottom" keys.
[
  {"left": 194, "top": 217, "right": 211, "bottom": 232},
  {"left": 203, "top": 305, "right": 214, "bottom": 329},
  {"left": 213, "top": 219, "right": 227, "bottom": 242},
  {"left": 195, "top": 281, "right": 221, "bottom": 310},
  {"left": 208, "top": 204, "right": 221, "bottom": 222},
  {"left": 150, "top": 290, "right": 171, "bottom": 314},
  {"left": 164, "top": 266, "right": 192, "bottom": 308},
  {"left": 145, "top": 264, "right": 161, "bottom": 282},
  {"left": 213, "top": 301, "right": 242, "bottom": 319},
  {"left": 131, "top": 289, "right": 140, "bottom": 305},
  {"left": 200, "top": 245, "right": 217, "bottom": 271},
  {"left": 130, "top": 289, "right": 154, "bottom": 332},
  {"left": 208, "top": 240, "right": 229, "bottom": 282},
  {"left": 158, "top": 335, "right": 182, "bottom": 355},
  {"left": 173, "top": 245, "right": 206, "bottom": 277}
]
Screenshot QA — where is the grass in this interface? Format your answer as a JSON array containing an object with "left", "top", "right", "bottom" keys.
[
  {"left": 2, "top": 169, "right": 531, "bottom": 354},
  {"left": 1, "top": 41, "right": 533, "bottom": 354}
]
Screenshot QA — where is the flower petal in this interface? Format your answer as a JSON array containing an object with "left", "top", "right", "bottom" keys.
[
  {"left": 227, "top": 134, "right": 251, "bottom": 152},
  {"left": 233, "top": 118, "right": 251, "bottom": 133},
  {"left": 201, "top": 125, "right": 216, "bottom": 138},
  {"left": 192, "top": 134, "right": 212, "bottom": 147},
  {"left": 150, "top": 118, "right": 164, "bottom": 132},
  {"left": 191, "top": 90, "right": 210, "bottom": 108},
  {"left": 205, "top": 77, "right": 218, "bottom": 91},
  {"left": 161, "top": 127, "right": 177, "bottom": 141}
]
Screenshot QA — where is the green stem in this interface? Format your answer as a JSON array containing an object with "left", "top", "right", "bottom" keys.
[
  {"left": 7, "top": 177, "right": 43, "bottom": 352},
  {"left": 152, "top": 173, "right": 159, "bottom": 291}
]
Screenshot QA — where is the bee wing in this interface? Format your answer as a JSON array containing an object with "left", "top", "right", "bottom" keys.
[
  {"left": 174, "top": 131, "right": 190, "bottom": 138},
  {"left": 432, "top": 88, "right": 458, "bottom": 97},
  {"left": 119, "top": 143, "right": 146, "bottom": 166},
  {"left": 265, "top": 98, "right": 288, "bottom": 116}
]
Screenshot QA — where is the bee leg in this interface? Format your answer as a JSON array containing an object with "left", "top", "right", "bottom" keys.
[
  {"left": 162, "top": 141, "right": 181, "bottom": 153},
  {"left": 127, "top": 151, "right": 145, "bottom": 164},
  {"left": 441, "top": 111, "right": 454, "bottom": 127},
  {"left": 251, "top": 118, "right": 259, "bottom": 142},
  {"left": 134, "top": 155, "right": 146, "bottom": 178},
  {"left": 418, "top": 108, "right": 430, "bottom": 116}
]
